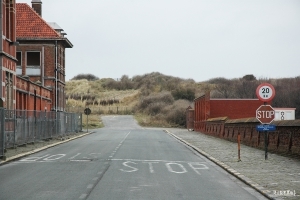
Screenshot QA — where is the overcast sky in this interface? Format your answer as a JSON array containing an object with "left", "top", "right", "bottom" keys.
[{"left": 19, "top": 0, "right": 300, "bottom": 82}]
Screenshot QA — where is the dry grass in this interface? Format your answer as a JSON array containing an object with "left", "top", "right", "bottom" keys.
[
  {"left": 134, "top": 114, "right": 172, "bottom": 128},
  {"left": 66, "top": 79, "right": 139, "bottom": 101},
  {"left": 66, "top": 73, "right": 207, "bottom": 128},
  {"left": 82, "top": 114, "right": 104, "bottom": 129}
]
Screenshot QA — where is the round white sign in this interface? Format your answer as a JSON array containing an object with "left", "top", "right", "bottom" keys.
[{"left": 256, "top": 83, "right": 276, "bottom": 102}]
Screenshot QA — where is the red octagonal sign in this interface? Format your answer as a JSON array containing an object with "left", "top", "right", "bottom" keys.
[{"left": 256, "top": 105, "right": 275, "bottom": 124}]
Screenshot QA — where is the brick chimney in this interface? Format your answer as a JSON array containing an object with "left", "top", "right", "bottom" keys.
[{"left": 31, "top": 0, "right": 42, "bottom": 16}]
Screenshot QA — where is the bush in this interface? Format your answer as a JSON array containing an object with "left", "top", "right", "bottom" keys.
[
  {"left": 171, "top": 87, "right": 195, "bottom": 101},
  {"left": 71, "top": 74, "right": 99, "bottom": 81},
  {"left": 137, "top": 91, "right": 174, "bottom": 111},
  {"left": 164, "top": 100, "right": 191, "bottom": 127},
  {"left": 146, "top": 102, "right": 167, "bottom": 116}
]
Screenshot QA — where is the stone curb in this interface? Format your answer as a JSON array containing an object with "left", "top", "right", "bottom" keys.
[
  {"left": 165, "top": 130, "right": 278, "bottom": 200},
  {"left": 0, "top": 132, "right": 93, "bottom": 166}
]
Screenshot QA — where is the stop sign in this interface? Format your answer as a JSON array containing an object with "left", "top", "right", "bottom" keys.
[{"left": 256, "top": 105, "right": 275, "bottom": 124}]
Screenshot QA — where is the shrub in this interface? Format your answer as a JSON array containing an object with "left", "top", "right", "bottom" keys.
[
  {"left": 171, "top": 87, "right": 195, "bottom": 101},
  {"left": 164, "top": 100, "right": 191, "bottom": 127},
  {"left": 71, "top": 74, "right": 99, "bottom": 81},
  {"left": 137, "top": 91, "right": 174, "bottom": 111},
  {"left": 146, "top": 102, "right": 167, "bottom": 116}
]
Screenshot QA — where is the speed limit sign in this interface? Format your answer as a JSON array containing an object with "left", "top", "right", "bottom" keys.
[{"left": 256, "top": 83, "right": 276, "bottom": 102}]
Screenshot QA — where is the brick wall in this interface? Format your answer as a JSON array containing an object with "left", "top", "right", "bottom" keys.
[
  {"left": 210, "top": 99, "right": 262, "bottom": 119},
  {"left": 17, "top": 42, "right": 66, "bottom": 111},
  {"left": 203, "top": 119, "right": 300, "bottom": 156},
  {"left": 194, "top": 91, "right": 263, "bottom": 132},
  {"left": 16, "top": 76, "right": 51, "bottom": 111}
]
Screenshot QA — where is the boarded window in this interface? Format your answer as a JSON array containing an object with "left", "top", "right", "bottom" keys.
[
  {"left": 26, "top": 52, "right": 41, "bottom": 75},
  {"left": 16, "top": 52, "right": 22, "bottom": 75}
]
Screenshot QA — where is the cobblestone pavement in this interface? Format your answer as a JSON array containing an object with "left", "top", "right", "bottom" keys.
[{"left": 165, "top": 128, "right": 300, "bottom": 200}]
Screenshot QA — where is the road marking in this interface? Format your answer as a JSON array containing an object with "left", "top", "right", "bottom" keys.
[
  {"left": 69, "top": 153, "right": 81, "bottom": 159},
  {"left": 79, "top": 194, "right": 87, "bottom": 199},
  {"left": 117, "top": 159, "right": 209, "bottom": 175},
  {"left": 166, "top": 163, "right": 187, "bottom": 174},
  {"left": 142, "top": 161, "right": 158, "bottom": 173},
  {"left": 188, "top": 162, "right": 209, "bottom": 175},
  {"left": 111, "top": 158, "right": 206, "bottom": 163},
  {"left": 70, "top": 159, "right": 91, "bottom": 162},
  {"left": 43, "top": 154, "right": 66, "bottom": 161},
  {"left": 87, "top": 184, "right": 94, "bottom": 189},
  {"left": 20, "top": 154, "right": 50, "bottom": 162},
  {"left": 130, "top": 187, "right": 141, "bottom": 192},
  {"left": 120, "top": 161, "right": 138, "bottom": 172}
]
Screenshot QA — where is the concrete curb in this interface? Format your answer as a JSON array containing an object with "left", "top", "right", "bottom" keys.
[
  {"left": 0, "top": 132, "right": 93, "bottom": 166},
  {"left": 165, "top": 130, "right": 278, "bottom": 200}
]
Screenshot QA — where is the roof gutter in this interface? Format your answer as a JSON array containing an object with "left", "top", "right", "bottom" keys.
[{"left": 16, "top": 37, "right": 73, "bottom": 48}]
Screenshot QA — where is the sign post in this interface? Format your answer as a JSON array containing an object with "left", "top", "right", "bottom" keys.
[
  {"left": 84, "top": 108, "right": 91, "bottom": 133},
  {"left": 256, "top": 83, "right": 276, "bottom": 160}
]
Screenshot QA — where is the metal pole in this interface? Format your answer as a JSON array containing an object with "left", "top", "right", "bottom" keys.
[
  {"left": 34, "top": 90, "right": 36, "bottom": 142},
  {"left": 55, "top": 41, "right": 58, "bottom": 138},
  {"left": 264, "top": 130, "right": 268, "bottom": 160},
  {"left": 238, "top": 132, "right": 241, "bottom": 161},
  {"left": 0, "top": 108, "right": 5, "bottom": 160},
  {"left": 55, "top": 40, "right": 58, "bottom": 112},
  {"left": 87, "top": 114, "right": 88, "bottom": 133}
]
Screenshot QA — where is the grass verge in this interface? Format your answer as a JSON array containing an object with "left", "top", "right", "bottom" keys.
[{"left": 82, "top": 114, "right": 104, "bottom": 129}]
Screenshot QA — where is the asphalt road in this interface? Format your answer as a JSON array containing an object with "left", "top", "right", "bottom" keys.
[{"left": 0, "top": 115, "right": 268, "bottom": 200}]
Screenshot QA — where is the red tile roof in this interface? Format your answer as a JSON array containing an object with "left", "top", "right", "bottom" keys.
[{"left": 16, "top": 3, "right": 60, "bottom": 39}]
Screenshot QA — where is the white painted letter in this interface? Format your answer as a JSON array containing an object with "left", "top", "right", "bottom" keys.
[
  {"left": 43, "top": 154, "right": 66, "bottom": 161},
  {"left": 188, "top": 163, "right": 209, "bottom": 175},
  {"left": 20, "top": 154, "right": 50, "bottom": 162},
  {"left": 143, "top": 162, "right": 158, "bottom": 173},
  {"left": 120, "top": 161, "right": 138, "bottom": 172},
  {"left": 166, "top": 163, "right": 187, "bottom": 174}
]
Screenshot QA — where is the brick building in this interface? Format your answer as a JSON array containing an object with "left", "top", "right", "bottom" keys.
[
  {"left": 194, "top": 91, "right": 262, "bottom": 132},
  {"left": 0, "top": 0, "right": 72, "bottom": 111},
  {"left": 0, "top": 0, "right": 17, "bottom": 110},
  {"left": 15, "top": 1, "right": 73, "bottom": 111}
]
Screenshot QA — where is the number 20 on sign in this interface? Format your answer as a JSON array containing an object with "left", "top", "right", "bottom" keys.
[{"left": 256, "top": 83, "right": 276, "bottom": 102}]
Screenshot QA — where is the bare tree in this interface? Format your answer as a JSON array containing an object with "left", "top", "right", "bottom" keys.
[{"left": 210, "top": 78, "right": 235, "bottom": 98}]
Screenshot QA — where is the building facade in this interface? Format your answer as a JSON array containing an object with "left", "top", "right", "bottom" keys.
[
  {"left": 0, "top": 0, "right": 72, "bottom": 111},
  {"left": 0, "top": 0, "right": 17, "bottom": 110},
  {"left": 16, "top": 1, "right": 73, "bottom": 111}
]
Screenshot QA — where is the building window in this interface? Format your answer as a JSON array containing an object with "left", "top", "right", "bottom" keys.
[
  {"left": 5, "top": 72, "right": 13, "bottom": 109},
  {"left": 16, "top": 52, "right": 22, "bottom": 75},
  {"left": 26, "top": 52, "right": 41, "bottom": 75}
]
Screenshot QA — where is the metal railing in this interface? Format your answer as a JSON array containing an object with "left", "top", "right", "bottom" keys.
[{"left": 0, "top": 108, "right": 82, "bottom": 159}]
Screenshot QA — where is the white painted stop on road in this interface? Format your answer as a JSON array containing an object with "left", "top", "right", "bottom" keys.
[{"left": 256, "top": 105, "right": 275, "bottom": 124}]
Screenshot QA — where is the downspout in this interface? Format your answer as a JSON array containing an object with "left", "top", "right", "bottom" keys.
[
  {"left": 55, "top": 40, "right": 58, "bottom": 137},
  {"left": 0, "top": 2, "right": 3, "bottom": 159},
  {"left": 0, "top": 2, "right": 3, "bottom": 101},
  {"left": 55, "top": 40, "right": 57, "bottom": 112},
  {"left": 42, "top": 46, "right": 44, "bottom": 86}
]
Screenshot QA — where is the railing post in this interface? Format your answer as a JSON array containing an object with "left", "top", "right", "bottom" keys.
[
  {"left": 0, "top": 108, "right": 5, "bottom": 160},
  {"left": 13, "top": 110, "right": 16, "bottom": 148}
]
